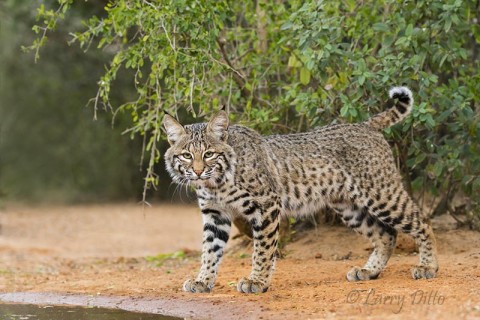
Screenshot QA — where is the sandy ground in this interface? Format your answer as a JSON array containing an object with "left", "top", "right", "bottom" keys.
[{"left": 0, "top": 203, "right": 479, "bottom": 319}]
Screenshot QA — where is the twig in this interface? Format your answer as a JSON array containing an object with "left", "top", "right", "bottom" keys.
[
  {"left": 161, "top": 20, "right": 175, "bottom": 51},
  {"left": 90, "top": 87, "right": 101, "bottom": 121},
  {"left": 189, "top": 65, "right": 196, "bottom": 116},
  {"left": 447, "top": 204, "right": 465, "bottom": 226},
  {"left": 34, "top": 2, "right": 68, "bottom": 62},
  {"left": 142, "top": 0, "right": 158, "bottom": 10},
  {"left": 216, "top": 39, "right": 270, "bottom": 108},
  {"left": 227, "top": 74, "right": 233, "bottom": 112}
]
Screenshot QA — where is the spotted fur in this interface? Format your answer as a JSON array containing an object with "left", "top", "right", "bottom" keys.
[{"left": 163, "top": 86, "right": 438, "bottom": 294}]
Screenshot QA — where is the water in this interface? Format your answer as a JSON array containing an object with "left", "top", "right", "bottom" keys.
[{"left": 0, "top": 304, "right": 180, "bottom": 320}]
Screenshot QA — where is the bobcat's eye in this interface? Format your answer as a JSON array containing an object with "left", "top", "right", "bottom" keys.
[
  {"left": 182, "top": 152, "right": 192, "bottom": 159},
  {"left": 204, "top": 151, "right": 214, "bottom": 158}
]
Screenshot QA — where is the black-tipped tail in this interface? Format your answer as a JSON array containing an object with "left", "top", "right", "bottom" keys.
[{"left": 365, "top": 87, "right": 413, "bottom": 130}]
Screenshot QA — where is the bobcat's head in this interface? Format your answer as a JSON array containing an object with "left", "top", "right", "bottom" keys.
[{"left": 162, "top": 111, "right": 236, "bottom": 187}]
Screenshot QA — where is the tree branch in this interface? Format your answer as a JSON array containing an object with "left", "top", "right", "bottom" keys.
[{"left": 216, "top": 38, "right": 269, "bottom": 108}]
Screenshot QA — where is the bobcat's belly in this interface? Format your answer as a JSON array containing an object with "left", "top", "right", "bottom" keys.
[{"left": 281, "top": 196, "right": 329, "bottom": 217}]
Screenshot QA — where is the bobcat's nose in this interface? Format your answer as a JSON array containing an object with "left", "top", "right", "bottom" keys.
[{"left": 193, "top": 169, "right": 203, "bottom": 176}]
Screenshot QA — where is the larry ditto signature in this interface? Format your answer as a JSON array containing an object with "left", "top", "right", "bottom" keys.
[{"left": 346, "top": 288, "right": 445, "bottom": 313}]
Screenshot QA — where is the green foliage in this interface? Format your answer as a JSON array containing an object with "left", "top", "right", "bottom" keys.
[
  {"left": 145, "top": 250, "right": 186, "bottom": 266},
  {"left": 281, "top": 0, "right": 480, "bottom": 211},
  {"left": 29, "top": 0, "right": 480, "bottom": 222}
]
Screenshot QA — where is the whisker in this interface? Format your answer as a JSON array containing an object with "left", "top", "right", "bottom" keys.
[{"left": 178, "top": 179, "right": 188, "bottom": 203}]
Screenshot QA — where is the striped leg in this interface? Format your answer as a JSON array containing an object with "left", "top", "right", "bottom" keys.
[
  {"left": 237, "top": 204, "right": 280, "bottom": 293},
  {"left": 387, "top": 198, "right": 438, "bottom": 279},
  {"left": 341, "top": 206, "right": 397, "bottom": 281},
  {"left": 409, "top": 221, "right": 438, "bottom": 279},
  {"left": 369, "top": 191, "right": 438, "bottom": 279},
  {"left": 183, "top": 207, "right": 231, "bottom": 293}
]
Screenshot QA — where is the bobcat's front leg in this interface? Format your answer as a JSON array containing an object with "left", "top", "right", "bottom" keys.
[
  {"left": 183, "top": 207, "right": 231, "bottom": 293},
  {"left": 237, "top": 204, "right": 280, "bottom": 293}
]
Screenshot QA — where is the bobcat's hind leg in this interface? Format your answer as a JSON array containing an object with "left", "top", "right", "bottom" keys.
[
  {"left": 396, "top": 209, "right": 438, "bottom": 279},
  {"left": 372, "top": 192, "right": 439, "bottom": 280},
  {"left": 340, "top": 206, "right": 397, "bottom": 281},
  {"left": 409, "top": 222, "right": 438, "bottom": 280}
]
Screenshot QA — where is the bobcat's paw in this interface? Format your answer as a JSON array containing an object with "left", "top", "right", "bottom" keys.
[
  {"left": 412, "top": 266, "right": 437, "bottom": 280},
  {"left": 237, "top": 277, "right": 268, "bottom": 293},
  {"left": 346, "top": 266, "right": 380, "bottom": 282},
  {"left": 183, "top": 279, "right": 211, "bottom": 293}
]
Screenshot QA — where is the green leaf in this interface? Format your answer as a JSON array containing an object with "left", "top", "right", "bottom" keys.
[
  {"left": 433, "top": 161, "right": 443, "bottom": 177},
  {"left": 473, "top": 177, "right": 480, "bottom": 191},
  {"left": 372, "top": 23, "right": 389, "bottom": 32},
  {"left": 349, "top": 107, "right": 358, "bottom": 117},
  {"left": 425, "top": 114, "right": 436, "bottom": 128},
  {"left": 288, "top": 54, "right": 302, "bottom": 68},
  {"left": 405, "top": 24, "right": 414, "bottom": 37},
  {"left": 358, "top": 75, "right": 365, "bottom": 85},
  {"left": 395, "top": 37, "right": 408, "bottom": 46},
  {"left": 415, "top": 153, "right": 427, "bottom": 165},
  {"left": 300, "top": 67, "right": 311, "bottom": 85},
  {"left": 411, "top": 176, "right": 424, "bottom": 191},
  {"left": 444, "top": 18, "right": 452, "bottom": 32}
]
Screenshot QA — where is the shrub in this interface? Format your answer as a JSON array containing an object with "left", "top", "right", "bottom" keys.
[{"left": 29, "top": 0, "right": 479, "bottom": 225}]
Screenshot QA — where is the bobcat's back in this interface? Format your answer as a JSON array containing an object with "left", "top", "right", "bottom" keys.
[{"left": 227, "top": 122, "right": 398, "bottom": 216}]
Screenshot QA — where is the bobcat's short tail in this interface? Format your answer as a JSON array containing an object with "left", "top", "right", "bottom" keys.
[{"left": 364, "top": 87, "right": 413, "bottom": 130}]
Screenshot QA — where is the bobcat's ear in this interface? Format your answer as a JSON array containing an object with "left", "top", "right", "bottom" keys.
[
  {"left": 162, "top": 113, "right": 186, "bottom": 145},
  {"left": 207, "top": 110, "right": 229, "bottom": 141}
]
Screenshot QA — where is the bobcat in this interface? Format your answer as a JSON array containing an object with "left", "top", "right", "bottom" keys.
[{"left": 162, "top": 87, "right": 438, "bottom": 294}]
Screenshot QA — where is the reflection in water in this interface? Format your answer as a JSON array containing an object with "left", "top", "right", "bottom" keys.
[{"left": 0, "top": 304, "right": 180, "bottom": 320}]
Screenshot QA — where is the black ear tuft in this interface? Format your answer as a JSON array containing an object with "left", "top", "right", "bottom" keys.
[{"left": 220, "top": 105, "right": 226, "bottom": 111}]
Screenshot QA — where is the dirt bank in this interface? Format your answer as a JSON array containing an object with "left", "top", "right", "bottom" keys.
[{"left": 0, "top": 203, "right": 479, "bottom": 319}]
